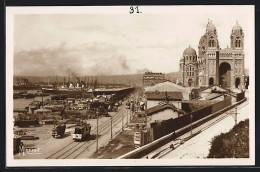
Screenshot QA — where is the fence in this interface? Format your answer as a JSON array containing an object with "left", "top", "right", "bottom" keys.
[
  {"left": 236, "top": 91, "right": 245, "bottom": 102},
  {"left": 212, "top": 96, "right": 232, "bottom": 113}
]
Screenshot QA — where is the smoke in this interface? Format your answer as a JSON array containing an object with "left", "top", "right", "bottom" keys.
[
  {"left": 14, "top": 42, "right": 132, "bottom": 76},
  {"left": 70, "top": 72, "right": 80, "bottom": 82},
  {"left": 119, "top": 56, "right": 130, "bottom": 70},
  {"left": 137, "top": 68, "right": 150, "bottom": 74}
]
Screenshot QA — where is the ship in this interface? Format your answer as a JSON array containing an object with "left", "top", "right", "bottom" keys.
[{"left": 41, "top": 82, "right": 90, "bottom": 96}]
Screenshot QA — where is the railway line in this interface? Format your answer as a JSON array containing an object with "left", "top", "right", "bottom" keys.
[
  {"left": 46, "top": 105, "right": 130, "bottom": 159},
  {"left": 145, "top": 101, "right": 249, "bottom": 159}
]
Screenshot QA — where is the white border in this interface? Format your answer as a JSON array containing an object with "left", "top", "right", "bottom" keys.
[{"left": 6, "top": 6, "right": 255, "bottom": 167}]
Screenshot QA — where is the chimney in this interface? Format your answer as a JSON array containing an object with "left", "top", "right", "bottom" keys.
[{"left": 216, "top": 50, "right": 220, "bottom": 86}]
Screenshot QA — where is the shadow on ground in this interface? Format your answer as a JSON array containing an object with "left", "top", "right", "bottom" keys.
[{"left": 90, "top": 126, "right": 135, "bottom": 159}]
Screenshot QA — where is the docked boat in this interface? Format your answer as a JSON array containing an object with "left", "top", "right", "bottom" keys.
[
  {"left": 42, "top": 87, "right": 87, "bottom": 95},
  {"left": 22, "top": 93, "right": 36, "bottom": 99}
]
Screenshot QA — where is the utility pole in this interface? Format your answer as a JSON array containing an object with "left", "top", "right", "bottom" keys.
[
  {"left": 41, "top": 94, "right": 43, "bottom": 107},
  {"left": 127, "top": 108, "right": 128, "bottom": 124},
  {"left": 228, "top": 106, "right": 239, "bottom": 125},
  {"left": 122, "top": 111, "right": 124, "bottom": 131},
  {"left": 111, "top": 117, "right": 113, "bottom": 140},
  {"left": 96, "top": 110, "right": 99, "bottom": 152},
  {"left": 190, "top": 115, "right": 193, "bottom": 135},
  {"left": 235, "top": 106, "right": 238, "bottom": 125}
]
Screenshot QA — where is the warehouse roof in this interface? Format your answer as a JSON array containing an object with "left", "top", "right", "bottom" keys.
[{"left": 145, "top": 91, "right": 183, "bottom": 100}]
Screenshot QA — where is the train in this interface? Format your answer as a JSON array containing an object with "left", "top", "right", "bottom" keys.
[
  {"left": 52, "top": 124, "right": 66, "bottom": 138},
  {"left": 72, "top": 123, "right": 91, "bottom": 141}
]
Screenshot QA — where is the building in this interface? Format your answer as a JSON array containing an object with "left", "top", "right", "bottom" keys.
[
  {"left": 143, "top": 72, "right": 166, "bottom": 87},
  {"left": 144, "top": 80, "right": 190, "bottom": 100},
  {"left": 179, "top": 20, "right": 245, "bottom": 89},
  {"left": 145, "top": 104, "right": 185, "bottom": 123},
  {"left": 145, "top": 91, "right": 183, "bottom": 109}
]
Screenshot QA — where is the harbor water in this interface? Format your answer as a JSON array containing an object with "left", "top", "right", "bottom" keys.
[{"left": 13, "top": 90, "right": 52, "bottom": 109}]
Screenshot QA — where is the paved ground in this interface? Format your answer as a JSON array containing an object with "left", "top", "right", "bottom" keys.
[
  {"left": 14, "top": 114, "right": 117, "bottom": 159},
  {"left": 90, "top": 125, "right": 135, "bottom": 159}
]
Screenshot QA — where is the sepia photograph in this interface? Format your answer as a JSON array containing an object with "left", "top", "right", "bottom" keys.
[{"left": 6, "top": 5, "right": 255, "bottom": 166}]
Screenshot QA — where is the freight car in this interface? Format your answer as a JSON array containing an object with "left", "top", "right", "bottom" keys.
[
  {"left": 52, "top": 124, "right": 66, "bottom": 138},
  {"left": 72, "top": 123, "right": 91, "bottom": 141},
  {"left": 14, "top": 119, "right": 40, "bottom": 128}
]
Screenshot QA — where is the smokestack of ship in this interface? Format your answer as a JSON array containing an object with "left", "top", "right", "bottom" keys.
[{"left": 216, "top": 50, "right": 220, "bottom": 86}]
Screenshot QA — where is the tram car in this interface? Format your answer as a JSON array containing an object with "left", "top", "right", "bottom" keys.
[
  {"left": 72, "top": 123, "right": 91, "bottom": 141},
  {"left": 125, "top": 102, "right": 130, "bottom": 109},
  {"left": 52, "top": 124, "right": 66, "bottom": 138}
]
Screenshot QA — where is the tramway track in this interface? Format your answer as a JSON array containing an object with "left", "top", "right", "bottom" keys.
[
  {"left": 46, "top": 107, "right": 129, "bottom": 159},
  {"left": 69, "top": 109, "right": 129, "bottom": 159}
]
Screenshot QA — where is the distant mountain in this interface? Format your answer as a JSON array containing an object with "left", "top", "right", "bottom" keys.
[
  {"left": 13, "top": 72, "right": 180, "bottom": 87},
  {"left": 165, "top": 72, "right": 180, "bottom": 82}
]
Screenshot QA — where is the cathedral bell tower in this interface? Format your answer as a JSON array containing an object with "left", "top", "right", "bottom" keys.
[
  {"left": 198, "top": 20, "right": 220, "bottom": 86},
  {"left": 230, "top": 21, "right": 245, "bottom": 89},
  {"left": 230, "top": 21, "right": 244, "bottom": 50}
]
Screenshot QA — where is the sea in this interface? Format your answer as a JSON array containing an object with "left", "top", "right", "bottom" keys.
[{"left": 13, "top": 90, "right": 52, "bottom": 109}]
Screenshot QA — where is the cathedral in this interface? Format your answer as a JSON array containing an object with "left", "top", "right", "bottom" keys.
[{"left": 178, "top": 20, "right": 245, "bottom": 89}]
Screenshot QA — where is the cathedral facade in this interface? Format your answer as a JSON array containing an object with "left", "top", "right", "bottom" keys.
[{"left": 178, "top": 20, "right": 245, "bottom": 89}]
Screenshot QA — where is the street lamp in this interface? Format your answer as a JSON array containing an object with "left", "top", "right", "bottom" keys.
[
  {"left": 110, "top": 117, "right": 113, "bottom": 140},
  {"left": 122, "top": 109, "right": 124, "bottom": 131},
  {"left": 96, "top": 107, "right": 99, "bottom": 152},
  {"left": 190, "top": 114, "right": 193, "bottom": 135}
]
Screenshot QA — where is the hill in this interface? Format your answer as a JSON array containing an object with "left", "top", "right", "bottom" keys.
[{"left": 14, "top": 72, "right": 180, "bottom": 87}]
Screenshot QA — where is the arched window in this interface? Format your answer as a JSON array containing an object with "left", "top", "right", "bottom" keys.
[
  {"left": 186, "top": 66, "right": 194, "bottom": 77},
  {"left": 209, "top": 37, "right": 215, "bottom": 47},
  {"left": 235, "top": 37, "right": 241, "bottom": 48}
]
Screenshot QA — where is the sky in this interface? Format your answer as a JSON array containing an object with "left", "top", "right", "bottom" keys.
[{"left": 11, "top": 6, "right": 254, "bottom": 76}]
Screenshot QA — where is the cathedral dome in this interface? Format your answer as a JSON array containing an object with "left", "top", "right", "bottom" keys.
[
  {"left": 206, "top": 20, "right": 216, "bottom": 34},
  {"left": 183, "top": 45, "right": 196, "bottom": 56},
  {"left": 232, "top": 21, "right": 243, "bottom": 34}
]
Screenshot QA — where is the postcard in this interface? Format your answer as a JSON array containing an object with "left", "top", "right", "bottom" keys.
[{"left": 6, "top": 5, "right": 255, "bottom": 166}]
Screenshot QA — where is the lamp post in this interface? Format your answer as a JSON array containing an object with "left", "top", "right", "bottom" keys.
[
  {"left": 96, "top": 108, "right": 99, "bottom": 152},
  {"left": 235, "top": 106, "right": 237, "bottom": 125},
  {"left": 127, "top": 107, "right": 128, "bottom": 124},
  {"left": 190, "top": 114, "right": 193, "bottom": 135},
  {"left": 111, "top": 117, "right": 113, "bottom": 140},
  {"left": 122, "top": 110, "right": 124, "bottom": 131}
]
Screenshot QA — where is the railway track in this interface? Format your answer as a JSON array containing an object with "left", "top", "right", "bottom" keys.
[
  {"left": 68, "top": 108, "right": 128, "bottom": 159},
  {"left": 46, "top": 107, "right": 129, "bottom": 159},
  {"left": 149, "top": 101, "right": 249, "bottom": 159}
]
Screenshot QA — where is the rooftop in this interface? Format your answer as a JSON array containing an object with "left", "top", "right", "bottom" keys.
[
  {"left": 144, "top": 81, "right": 189, "bottom": 100},
  {"left": 145, "top": 91, "right": 183, "bottom": 100},
  {"left": 145, "top": 104, "right": 186, "bottom": 116}
]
